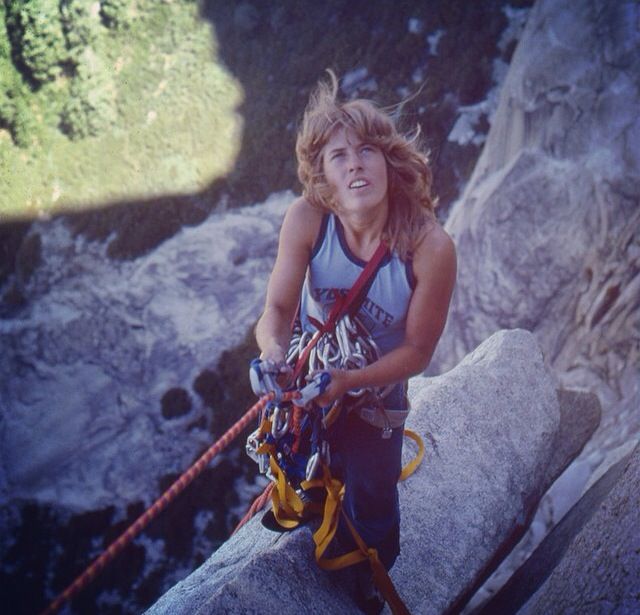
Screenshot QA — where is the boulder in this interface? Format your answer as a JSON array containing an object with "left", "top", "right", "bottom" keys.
[
  {"left": 394, "top": 330, "right": 562, "bottom": 615},
  {"left": 461, "top": 388, "right": 602, "bottom": 611},
  {"left": 426, "top": 3, "right": 640, "bottom": 601},
  {"left": 146, "top": 330, "right": 588, "bottom": 614}
]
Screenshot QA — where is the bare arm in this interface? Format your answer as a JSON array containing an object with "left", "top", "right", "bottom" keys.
[
  {"left": 316, "top": 223, "right": 457, "bottom": 405},
  {"left": 255, "top": 198, "right": 323, "bottom": 362}
]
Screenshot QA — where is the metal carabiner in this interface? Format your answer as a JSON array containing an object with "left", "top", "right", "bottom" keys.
[
  {"left": 322, "top": 333, "right": 341, "bottom": 365},
  {"left": 258, "top": 453, "right": 269, "bottom": 474},
  {"left": 335, "top": 320, "right": 351, "bottom": 364},
  {"left": 245, "top": 430, "right": 261, "bottom": 461},
  {"left": 249, "top": 358, "right": 283, "bottom": 401},
  {"left": 246, "top": 428, "right": 269, "bottom": 474},
  {"left": 309, "top": 345, "right": 319, "bottom": 372},
  {"left": 247, "top": 426, "right": 262, "bottom": 447},
  {"left": 350, "top": 352, "right": 368, "bottom": 369},
  {"left": 343, "top": 313, "right": 358, "bottom": 335},
  {"left": 286, "top": 337, "right": 300, "bottom": 364},
  {"left": 318, "top": 339, "right": 331, "bottom": 369},
  {"left": 271, "top": 405, "right": 290, "bottom": 439},
  {"left": 298, "top": 331, "right": 312, "bottom": 357},
  {"left": 330, "top": 338, "right": 343, "bottom": 364},
  {"left": 306, "top": 451, "right": 321, "bottom": 481}
]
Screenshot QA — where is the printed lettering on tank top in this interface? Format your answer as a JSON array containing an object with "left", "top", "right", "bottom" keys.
[{"left": 312, "top": 287, "right": 395, "bottom": 332}]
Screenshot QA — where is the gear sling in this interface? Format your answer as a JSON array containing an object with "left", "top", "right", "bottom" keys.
[{"left": 247, "top": 241, "right": 424, "bottom": 615}]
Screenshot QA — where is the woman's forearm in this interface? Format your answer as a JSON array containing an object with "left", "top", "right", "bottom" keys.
[
  {"left": 255, "top": 305, "right": 293, "bottom": 361},
  {"left": 344, "top": 342, "right": 432, "bottom": 392},
  {"left": 313, "top": 341, "right": 433, "bottom": 407}
]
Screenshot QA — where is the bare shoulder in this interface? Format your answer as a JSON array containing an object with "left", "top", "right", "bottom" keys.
[
  {"left": 281, "top": 197, "right": 325, "bottom": 247},
  {"left": 285, "top": 196, "right": 325, "bottom": 224},
  {"left": 412, "top": 221, "right": 457, "bottom": 281}
]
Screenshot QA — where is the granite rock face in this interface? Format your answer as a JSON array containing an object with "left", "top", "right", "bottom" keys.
[
  {"left": 431, "top": 0, "right": 640, "bottom": 460},
  {"left": 462, "top": 388, "right": 602, "bottom": 612},
  {"left": 427, "top": 3, "right": 640, "bottom": 605},
  {"left": 395, "top": 330, "right": 559, "bottom": 615},
  {"left": 0, "top": 193, "right": 290, "bottom": 512},
  {"left": 146, "top": 330, "right": 588, "bottom": 615}
]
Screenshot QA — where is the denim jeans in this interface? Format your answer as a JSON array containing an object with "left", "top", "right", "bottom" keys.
[{"left": 328, "top": 404, "right": 404, "bottom": 571}]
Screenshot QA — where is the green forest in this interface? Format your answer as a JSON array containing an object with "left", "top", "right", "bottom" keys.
[{"left": 0, "top": 0, "right": 241, "bottom": 220}]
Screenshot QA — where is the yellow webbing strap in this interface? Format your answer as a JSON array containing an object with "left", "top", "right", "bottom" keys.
[
  {"left": 399, "top": 429, "right": 424, "bottom": 481},
  {"left": 340, "top": 512, "right": 411, "bottom": 615},
  {"left": 269, "top": 456, "right": 308, "bottom": 529},
  {"left": 310, "top": 430, "right": 424, "bottom": 614},
  {"left": 306, "top": 469, "right": 369, "bottom": 571},
  {"left": 308, "top": 462, "right": 412, "bottom": 614}
]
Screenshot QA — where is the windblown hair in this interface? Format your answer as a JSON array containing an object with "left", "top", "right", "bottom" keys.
[{"left": 296, "top": 71, "right": 436, "bottom": 259}]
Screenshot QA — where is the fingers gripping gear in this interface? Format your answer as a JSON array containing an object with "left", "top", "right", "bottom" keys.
[
  {"left": 293, "top": 371, "right": 331, "bottom": 408},
  {"left": 245, "top": 362, "right": 333, "bottom": 490},
  {"left": 249, "top": 359, "right": 331, "bottom": 408},
  {"left": 249, "top": 358, "right": 284, "bottom": 401}
]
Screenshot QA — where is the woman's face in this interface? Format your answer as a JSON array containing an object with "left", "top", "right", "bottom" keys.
[{"left": 322, "top": 127, "right": 388, "bottom": 216}]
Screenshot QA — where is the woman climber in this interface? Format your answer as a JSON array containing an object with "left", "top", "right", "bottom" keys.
[{"left": 254, "top": 71, "right": 456, "bottom": 614}]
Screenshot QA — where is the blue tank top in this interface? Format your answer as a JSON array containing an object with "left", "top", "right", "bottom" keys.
[{"left": 299, "top": 214, "right": 415, "bottom": 409}]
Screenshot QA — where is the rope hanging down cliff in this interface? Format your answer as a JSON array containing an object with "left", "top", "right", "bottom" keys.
[{"left": 39, "top": 389, "right": 300, "bottom": 615}]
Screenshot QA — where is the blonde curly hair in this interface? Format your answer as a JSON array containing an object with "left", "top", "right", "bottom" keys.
[{"left": 296, "top": 71, "right": 436, "bottom": 259}]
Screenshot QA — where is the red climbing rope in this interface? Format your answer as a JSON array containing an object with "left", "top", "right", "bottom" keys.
[{"left": 41, "top": 390, "right": 299, "bottom": 615}]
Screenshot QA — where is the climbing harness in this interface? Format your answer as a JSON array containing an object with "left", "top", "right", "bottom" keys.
[
  {"left": 245, "top": 329, "right": 424, "bottom": 614},
  {"left": 246, "top": 310, "right": 401, "bottom": 472}
]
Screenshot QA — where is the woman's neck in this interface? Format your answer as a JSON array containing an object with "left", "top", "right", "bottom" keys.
[{"left": 337, "top": 206, "right": 388, "bottom": 260}]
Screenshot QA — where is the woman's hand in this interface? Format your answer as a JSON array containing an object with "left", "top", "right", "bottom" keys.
[
  {"left": 312, "top": 368, "right": 355, "bottom": 407},
  {"left": 259, "top": 345, "right": 293, "bottom": 388},
  {"left": 259, "top": 343, "right": 286, "bottom": 366}
]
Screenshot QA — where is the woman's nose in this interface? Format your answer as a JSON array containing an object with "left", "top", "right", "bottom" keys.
[{"left": 347, "top": 150, "right": 362, "bottom": 172}]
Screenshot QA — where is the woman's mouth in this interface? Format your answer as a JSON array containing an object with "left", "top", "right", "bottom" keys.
[{"left": 349, "top": 179, "right": 369, "bottom": 189}]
